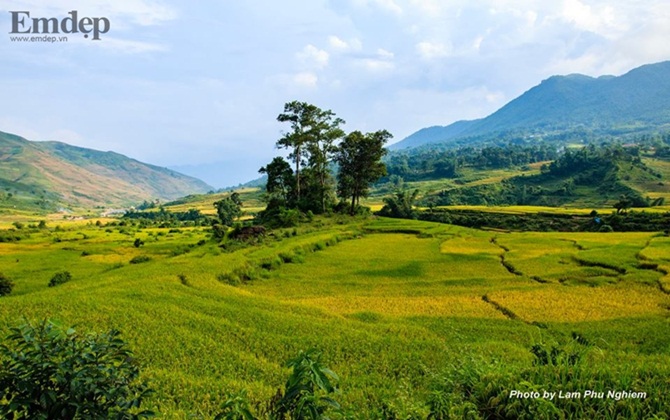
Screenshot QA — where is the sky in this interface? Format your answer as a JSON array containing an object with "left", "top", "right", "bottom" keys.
[{"left": 2, "top": 0, "right": 670, "bottom": 187}]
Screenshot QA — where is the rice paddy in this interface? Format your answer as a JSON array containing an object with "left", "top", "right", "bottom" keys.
[{"left": 0, "top": 216, "right": 669, "bottom": 418}]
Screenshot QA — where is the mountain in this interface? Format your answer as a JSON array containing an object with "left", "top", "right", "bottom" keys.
[
  {"left": 0, "top": 130, "right": 213, "bottom": 210},
  {"left": 391, "top": 61, "right": 670, "bottom": 150},
  {"left": 389, "top": 121, "right": 479, "bottom": 150}
]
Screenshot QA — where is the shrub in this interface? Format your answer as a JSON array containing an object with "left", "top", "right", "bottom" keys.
[
  {"left": 170, "top": 245, "right": 192, "bottom": 257},
  {"left": 0, "top": 320, "right": 154, "bottom": 419},
  {"left": 216, "top": 265, "right": 259, "bottom": 286},
  {"left": 0, "top": 231, "right": 22, "bottom": 243},
  {"left": 212, "top": 223, "right": 228, "bottom": 240},
  {"left": 48, "top": 271, "right": 72, "bottom": 287},
  {"left": 178, "top": 273, "right": 190, "bottom": 286},
  {"left": 271, "top": 349, "right": 340, "bottom": 419},
  {"left": 599, "top": 224, "right": 614, "bottom": 233},
  {"left": 217, "top": 273, "right": 240, "bottom": 286},
  {"left": 0, "top": 273, "right": 14, "bottom": 296},
  {"left": 260, "top": 256, "right": 282, "bottom": 271},
  {"left": 134, "top": 238, "right": 144, "bottom": 248},
  {"left": 426, "top": 339, "right": 662, "bottom": 420},
  {"left": 130, "top": 255, "right": 151, "bottom": 264},
  {"left": 214, "top": 390, "right": 255, "bottom": 420},
  {"left": 278, "top": 252, "right": 296, "bottom": 264}
]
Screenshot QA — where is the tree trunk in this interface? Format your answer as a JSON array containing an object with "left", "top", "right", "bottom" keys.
[
  {"left": 320, "top": 168, "right": 326, "bottom": 214},
  {"left": 295, "top": 145, "right": 301, "bottom": 201}
]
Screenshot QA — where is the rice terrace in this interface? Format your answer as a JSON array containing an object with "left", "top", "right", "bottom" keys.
[{"left": 1, "top": 200, "right": 669, "bottom": 417}]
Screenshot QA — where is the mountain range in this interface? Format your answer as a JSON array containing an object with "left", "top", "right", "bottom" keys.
[
  {"left": 0, "top": 131, "right": 212, "bottom": 210},
  {"left": 391, "top": 61, "right": 670, "bottom": 150}
]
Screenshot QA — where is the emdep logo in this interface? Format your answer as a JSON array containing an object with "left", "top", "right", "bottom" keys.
[{"left": 9, "top": 11, "right": 110, "bottom": 40}]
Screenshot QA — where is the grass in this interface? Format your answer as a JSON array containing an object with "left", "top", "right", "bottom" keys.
[{"left": 0, "top": 216, "right": 668, "bottom": 418}]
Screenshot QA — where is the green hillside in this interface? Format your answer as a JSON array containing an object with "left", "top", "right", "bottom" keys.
[
  {"left": 381, "top": 138, "right": 670, "bottom": 210},
  {"left": 392, "top": 61, "right": 670, "bottom": 150},
  {"left": 0, "top": 131, "right": 213, "bottom": 212}
]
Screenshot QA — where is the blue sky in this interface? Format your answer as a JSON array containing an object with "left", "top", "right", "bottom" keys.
[{"left": 2, "top": 0, "right": 670, "bottom": 187}]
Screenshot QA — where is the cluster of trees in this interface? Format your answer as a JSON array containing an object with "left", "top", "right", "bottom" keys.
[
  {"left": 541, "top": 144, "right": 637, "bottom": 177},
  {"left": 385, "top": 143, "right": 559, "bottom": 181},
  {"left": 419, "top": 208, "right": 670, "bottom": 233},
  {"left": 123, "top": 208, "right": 210, "bottom": 226},
  {"left": 425, "top": 144, "right": 658, "bottom": 208},
  {"left": 259, "top": 101, "right": 390, "bottom": 223},
  {"left": 136, "top": 199, "right": 160, "bottom": 210}
]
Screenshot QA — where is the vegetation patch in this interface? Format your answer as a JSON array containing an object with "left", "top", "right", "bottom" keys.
[
  {"left": 129, "top": 255, "right": 151, "bottom": 264},
  {"left": 48, "top": 271, "right": 72, "bottom": 287}
]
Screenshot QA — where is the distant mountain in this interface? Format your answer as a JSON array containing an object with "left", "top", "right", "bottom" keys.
[
  {"left": 391, "top": 61, "right": 670, "bottom": 150},
  {"left": 0, "top": 131, "right": 213, "bottom": 210}
]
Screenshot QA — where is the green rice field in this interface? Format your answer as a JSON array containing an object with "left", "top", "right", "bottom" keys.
[{"left": 1, "top": 216, "right": 669, "bottom": 418}]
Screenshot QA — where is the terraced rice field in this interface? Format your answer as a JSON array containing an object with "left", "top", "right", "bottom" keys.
[{"left": 0, "top": 216, "right": 668, "bottom": 418}]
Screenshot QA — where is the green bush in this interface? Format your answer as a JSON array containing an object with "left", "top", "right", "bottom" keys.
[
  {"left": 599, "top": 224, "right": 614, "bottom": 232},
  {"left": 130, "top": 255, "right": 151, "bottom": 264},
  {"left": 178, "top": 274, "right": 190, "bottom": 286},
  {"left": 0, "top": 320, "right": 154, "bottom": 419},
  {"left": 426, "top": 340, "right": 664, "bottom": 419},
  {"left": 48, "top": 271, "right": 72, "bottom": 287},
  {"left": 260, "top": 256, "right": 282, "bottom": 271},
  {"left": 0, "top": 273, "right": 14, "bottom": 296},
  {"left": 214, "top": 390, "right": 255, "bottom": 420},
  {"left": 271, "top": 349, "right": 340, "bottom": 419},
  {"left": 217, "top": 265, "right": 259, "bottom": 286}
]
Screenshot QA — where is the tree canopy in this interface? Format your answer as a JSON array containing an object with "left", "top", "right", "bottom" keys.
[
  {"left": 260, "top": 101, "right": 389, "bottom": 223},
  {"left": 335, "top": 130, "right": 391, "bottom": 214}
]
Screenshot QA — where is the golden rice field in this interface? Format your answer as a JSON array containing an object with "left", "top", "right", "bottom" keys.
[{"left": 0, "top": 216, "right": 669, "bottom": 418}]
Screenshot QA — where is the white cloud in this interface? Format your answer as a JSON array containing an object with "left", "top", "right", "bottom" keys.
[
  {"left": 293, "top": 72, "right": 319, "bottom": 88},
  {"left": 297, "top": 44, "right": 330, "bottom": 69},
  {"left": 375, "top": 0, "right": 403, "bottom": 15},
  {"left": 561, "top": 0, "right": 620, "bottom": 38},
  {"left": 351, "top": 48, "right": 395, "bottom": 73},
  {"left": 327, "top": 36, "right": 363, "bottom": 52},
  {"left": 359, "top": 58, "right": 394, "bottom": 72},
  {"left": 328, "top": 35, "right": 349, "bottom": 51},
  {"left": 377, "top": 48, "right": 394, "bottom": 59},
  {"left": 416, "top": 41, "right": 451, "bottom": 60},
  {"left": 408, "top": 0, "right": 446, "bottom": 17},
  {"left": 351, "top": 0, "right": 403, "bottom": 15}
]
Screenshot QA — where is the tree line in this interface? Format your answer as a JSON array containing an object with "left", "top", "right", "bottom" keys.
[{"left": 385, "top": 143, "right": 559, "bottom": 181}]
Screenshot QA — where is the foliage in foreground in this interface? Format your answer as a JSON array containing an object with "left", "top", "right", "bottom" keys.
[
  {"left": 427, "top": 339, "right": 668, "bottom": 420},
  {"left": 216, "top": 349, "right": 340, "bottom": 420},
  {"left": 0, "top": 320, "right": 154, "bottom": 419},
  {"left": 0, "top": 273, "right": 14, "bottom": 296}
]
